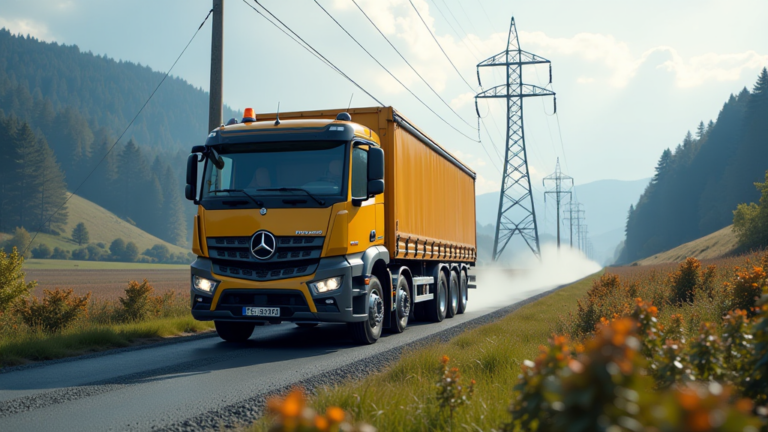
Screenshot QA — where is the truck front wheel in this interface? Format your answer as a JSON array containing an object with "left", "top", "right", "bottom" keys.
[
  {"left": 214, "top": 321, "right": 255, "bottom": 342},
  {"left": 348, "top": 276, "right": 385, "bottom": 344},
  {"left": 426, "top": 271, "right": 448, "bottom": 322}
]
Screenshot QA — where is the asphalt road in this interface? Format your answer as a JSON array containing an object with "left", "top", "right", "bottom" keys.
[{"left": 0, "top": 268, "right": 581, "bottom": 432}]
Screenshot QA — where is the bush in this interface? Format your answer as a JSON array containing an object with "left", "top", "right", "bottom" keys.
[
  {"left": 51, "top": 247, "right": 70, "bottom": 260},
  {"left": 119, "top": 279, "right": 154, "bottom": 322},
  {"left": 71, "top": 247, "right": 89, "bottom": 261},
  {"left": 124, "top": 241, "right": 139, "bottom": 262},
  {"left": 109, "top": 238, "right": 126, "bottom": 260},
  {"left": 86, "top": 243, "right": 106, "bottom": 261},
  {"left": 265, "top": 387, "right": 372, "bottom": 432},
  {"left": 143, "top": 244, "right": 170, "bottom": 263},
  {"left": 14, "top": 288, "right": 90, "bottom": 333},
  {"left": 669, "top": 257, "right": 700, "bottom": 305},
  {"left": 726, "top": 264, "right": 766, "bottom": 314},
  {"left": 31, "top": 243, "right": 52, "bottom": 259},
  {"left": 3, "top": 227, "right": 32, "bottom": 259},
  {"left": 0, "top": 247, "right": 37, "bottom": 312}
]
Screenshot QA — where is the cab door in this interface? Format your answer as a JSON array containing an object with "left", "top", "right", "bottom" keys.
[{"left": 346, "top": 144, "right": 378, "bottom": 254}]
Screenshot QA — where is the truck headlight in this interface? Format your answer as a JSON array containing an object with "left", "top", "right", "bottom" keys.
[
  {"left": 309, "top": 276, "right": 343, "bottom": 294},
  {"left": 193, "top": 275, "right": 218, "bottom": 293}
]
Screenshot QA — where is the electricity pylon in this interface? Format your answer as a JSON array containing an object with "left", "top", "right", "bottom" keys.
[
  {"left": 563, "top": 201, "right": 584, "bottom": 249},
  {"left": 476, "top": 17, "right": 556, "bottom": 261},
  {"left": 542, "top": 158, "right": 573, "bottom": 249}
]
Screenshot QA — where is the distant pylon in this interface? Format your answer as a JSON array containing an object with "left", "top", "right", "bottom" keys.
[
  {"left": 563, "top": 201, "right": 584, "bottom": 249},
  {"left": 542, "top": 158, "right": 573, "bottom": 249},
  {"left": 475, "top": 17, "right": 556, "bottom": 261}
]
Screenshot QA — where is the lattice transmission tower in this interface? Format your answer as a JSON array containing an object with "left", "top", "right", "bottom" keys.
[
  {"left": 476, "top": 17, "right": 556, "bottom": 260},
  {"left": 543, "top": 158, "right": 573, "bottom": 249}
]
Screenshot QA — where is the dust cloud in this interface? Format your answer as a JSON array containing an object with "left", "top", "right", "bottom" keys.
[{"left": 469, "top": 243, "right": 602, "bottom": 310}]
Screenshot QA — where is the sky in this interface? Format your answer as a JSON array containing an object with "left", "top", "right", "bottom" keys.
[{"left": 2, "top": 0, "right": 767, "bottom": 195}]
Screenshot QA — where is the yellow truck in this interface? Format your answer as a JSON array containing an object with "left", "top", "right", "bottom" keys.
[{"left": 185, "top": 106, "right": 476, "bottom": 344}]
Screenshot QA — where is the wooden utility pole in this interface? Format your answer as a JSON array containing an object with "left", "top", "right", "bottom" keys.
[{"left": 208, "top": 0, "right": 224, "bottom": 132}]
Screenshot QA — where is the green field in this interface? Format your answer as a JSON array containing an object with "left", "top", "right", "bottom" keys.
[
  {"left": 2, "top": 192, "right": 189, "bottom": 256},
  {"left": 22, "top": 259, "right": 189, "bottom": 270}
]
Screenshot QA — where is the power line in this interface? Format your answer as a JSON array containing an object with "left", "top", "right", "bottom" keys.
[
  {"left": 23, "top": 7, "right": 216, "bottom": 255},
  {"left": 313, "top": 0, "right": 479, "bottom": 143},
  {"left": 427, "top": 0, "right": 481, "bottom": 61},
  {"left": 349, "top": 0, "right": 476, "bottom": 130},
  {"left": 407, "top": 0, "right": 477, "bottom": 92},
  {"left": 435, "top": 0, "right": 483, "bottom": 58},
  {"left": 247, "top": 0, "right": 386, "bottom": 107}
]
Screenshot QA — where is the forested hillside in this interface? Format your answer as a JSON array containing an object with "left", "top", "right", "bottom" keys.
[
  {"left": 619, "top": 68, "right": 768, "bottom": 263},
  {"left": 0, "top": 30, "right": 237, "bottom": 247}
]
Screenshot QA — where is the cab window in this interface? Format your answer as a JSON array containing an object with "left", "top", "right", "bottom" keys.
[{"left": 351, "top": 146, "right": 368, "bottom": 199}]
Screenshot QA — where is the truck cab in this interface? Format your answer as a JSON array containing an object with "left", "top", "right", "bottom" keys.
[{"left": 186, "top": 107, "right": 476, "bottom": 344}]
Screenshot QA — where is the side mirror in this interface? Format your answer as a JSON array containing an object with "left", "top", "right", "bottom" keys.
[
  {"left": 185, "top": 154, "right": 198, "bottom": 201},
  {"left": 367, "top": 179, "right": 384, "bottom": 196},
  {"left": 368, "top": 147, "right": 384, "bottom": 180}
]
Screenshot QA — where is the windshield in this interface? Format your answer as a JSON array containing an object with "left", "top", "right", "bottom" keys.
[{"left": 201, "top": 141, "right": 347, "bottom": 199}]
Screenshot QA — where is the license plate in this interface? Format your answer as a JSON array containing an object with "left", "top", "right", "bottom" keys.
[{"left": 242, "top": 307, "right": 280, "bottom": 317}]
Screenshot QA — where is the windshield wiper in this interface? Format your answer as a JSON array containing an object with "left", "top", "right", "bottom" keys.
[
  {"left": 209, "top": 189, "right": 264, "bottom": 207},
  {"left": 257, "top": 188, "right": 326, "bottom": 205}
]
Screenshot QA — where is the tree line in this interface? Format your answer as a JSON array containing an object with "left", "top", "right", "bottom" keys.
[
  {"left": 0, "top": 30, "right": 242, "bottom": 247},
  {"left": 619, "top": 68, "right": 768, "bottom": 263}
]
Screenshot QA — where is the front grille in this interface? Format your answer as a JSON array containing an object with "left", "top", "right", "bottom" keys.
[{"left": 207, "top": 235, "right": 323, "bottom": 281}]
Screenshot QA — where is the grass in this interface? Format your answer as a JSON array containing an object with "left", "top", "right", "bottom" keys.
[
  {"left": 635, "top": 224, "right": 740, "bottom": 265},
  {"left": 2, "top": 192, "right": 189, "bottom": 256},
  {"left": 0, "top": 316, "right": 213, "bottom": 367},
  {"left": 23, "top": 258, "right": 189, "bottom": 270},
  {"left": 250, "top": 271, "right": 604, "bottom": 431}
]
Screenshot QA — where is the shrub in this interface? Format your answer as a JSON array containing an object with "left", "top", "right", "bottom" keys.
[
  {"left": 51, "top": 247, "right": 70, "bottom": 260},
  {"left": 124, "top": 241, "right": 139, "bottom": 262},
  {"left": 744, "top": 286, "right": 768, "bottom": 405},
  {"left": 0, "top": 247, "right": 37, "bottom": 312},
  {"left": 109, "top": 238, "right": 126, "bottom": 260},
  {"left": 669, "top": 257, "right": 700, "bottom": 305},
  {"left": 726, "top": 264, "right": 766, "bottom": 314},
  {"left": 571, "top": 273, "right": 631, "bottom": 337},
  {"left": 14, "top": 288, "right": 90, "bottom": 333},
  {"left": 71, "top": 247, "right": 89, "bottom": 261},
  {"left": 118, "top": 279, "right": 154, "bottom": 322},
  {"left": 143, "top": 244, "right": 170, "bottom": 263},
  {"left": 265, "top": 387, "right": 372, "bottom": 432},
  {"left": 3, "top": 227, "right": 32, "bottom": 259},
  {"left": 86, "top": 243, "right": 105, "bottom": 261},
  {"left": 31, "top": 243, "right": 52, "bottom": 259}
]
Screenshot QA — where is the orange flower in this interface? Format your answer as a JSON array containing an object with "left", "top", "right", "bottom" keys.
[
  {"left": 441, "top": 355, "right": 450, "bottom": 365},
  {"left": 326, "top": 406, "right": 345, "bottom": 423},
  {"left": 314, "top": 414, "right": 329, "bottom": 431},
  {"left": 281, "top": 389, "right": 305, "bottom": 418}
]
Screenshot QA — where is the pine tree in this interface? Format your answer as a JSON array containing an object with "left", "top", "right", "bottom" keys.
[
  {"left": 160, "top": 165, "right": 187, "bottom": 246},
  {"left": 34, "top": 136, "right": 68, "bottom": 234},
  {"left": 71, "top": 222, "right": 89, "bottom": 246},
  {"left": 696, "top": 121, "right": 706, "bottom": 140}
]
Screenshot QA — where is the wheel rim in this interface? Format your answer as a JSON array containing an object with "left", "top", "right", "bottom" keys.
[
  {"left": 438, "top": 280, "right": 447, "bottom": 314},
  {"left": 368, "top": 289, "right": 384, "bottom": 330},
  {"left": 461, "top": 274, "right": 468, "bottom": 305},
  {"left": 450, "top": 277, "right": 459, "bottom": 312},
  {"left": 397, "top": 285, "right": 410, "bottom": 328}
]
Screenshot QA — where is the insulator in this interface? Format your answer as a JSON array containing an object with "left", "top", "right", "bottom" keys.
[
  {"left": 474, "top": 100, "right": 481, "bottom": 118},
  {"left": 549, "top": 64, "right": 552, "bottom": 84}
]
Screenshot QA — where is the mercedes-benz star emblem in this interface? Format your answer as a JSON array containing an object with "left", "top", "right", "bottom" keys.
[
  {"left": 260, "top": 208, "right": 267, "bottom": 215},
  {"left": 250, "top": 230, "right": 276, "bottom": 260}
]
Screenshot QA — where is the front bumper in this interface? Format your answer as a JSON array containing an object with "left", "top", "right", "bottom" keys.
[{"left": 190, "top": 256, "right": 369, "bottom": 324}]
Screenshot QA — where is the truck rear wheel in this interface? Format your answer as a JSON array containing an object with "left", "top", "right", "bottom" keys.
[
  {"left": 457, "top": 270, "right": 468, "bottom": 314},
  {"left": 446, "top": 270, "right": 460, "bottom": 318},
  {"left": 389, "top": 276, "right": 411, "bottom": 333},
  {"left": 426, "top": 271, "right": 448, "bottom": 322},
  {"left": 348, "top": 276, "right": 385, "bottom": 344},
  {"left": 214, "top": 321, "right": 255, "bottom": 342}
]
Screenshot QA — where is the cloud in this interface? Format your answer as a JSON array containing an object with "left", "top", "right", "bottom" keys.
[
  {"left": 519, "top": 31, "right": 768, "bottom": 88},
  {"left": 0, "top": 17, "right": 52, "bottom": 40},
  {"left": 450, "top": 91, "right": 475, "bottom": 109}
]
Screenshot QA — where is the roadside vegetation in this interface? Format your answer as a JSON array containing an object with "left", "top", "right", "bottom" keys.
[
  {"left": 256, "top": 252, "right": 768, "bottom": 431},
  {"left": 0, "top": 247, "right": 211, "bottom": 367}
]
